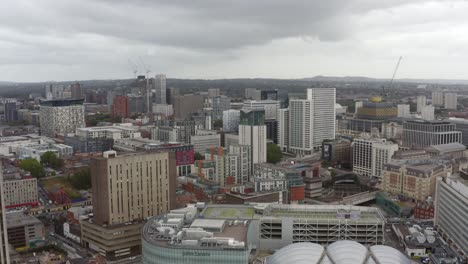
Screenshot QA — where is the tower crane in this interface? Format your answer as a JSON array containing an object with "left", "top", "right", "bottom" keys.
[
  {"left": 382, "top": 56, "right": 403, "bottom": 98},
  {"left": 138, "top": 57, "right": 152, "bottom": 113},
  {"left": 128, "top": 59, "right": 139, "bottom": 79}
]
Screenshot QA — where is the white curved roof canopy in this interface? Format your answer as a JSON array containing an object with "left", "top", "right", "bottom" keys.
[
  {"left": 267, "top": 243, "right": 325, "bottom": 264},
  {"left": 266, "top": 240, "right": 413, "bottom": 264}
]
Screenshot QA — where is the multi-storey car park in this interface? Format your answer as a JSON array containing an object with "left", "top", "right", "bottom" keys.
[{"left": 142, "top": 204, "right": 386, "bottom": 263}]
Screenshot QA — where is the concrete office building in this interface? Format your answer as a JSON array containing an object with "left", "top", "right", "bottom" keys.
[
  {"left": 277, "top": 109, "right": 289, "bottom": 152},
  {"left": 416, "top": 95, "right": 426, "bottom": 113},
  {"left": 402, "top": 120, "right": 462, "bottom": 149},
  {"left": 70, "top": 83, "right": 83, "bottom": 99},
  {"left": 383, "top": 159, "right": 452, "bottom": 201},
  {"left": 152, "top": 104, "right": 173, "bottom": 118},
  {"left": 5, "top": 102, "right": 18, "bottom": 123},
  {"left": 261, "top": 90, "right": 278, "bottom": 101},
  {"left": 191, "top": 131, "right": 221, "bottom": 154},
  {"left": 76, "top": 124, "right": 141, "bottom": 140},
  {"left": 39, "top": 99, "right": 85, "bottom": 137},
  {"left": 128, "top": 94, "right": 145, "bottom": 114},
  {"left": 448, "top": 117, "right": 468, "bottom": 145},
  {"left": 81, "top": 150, "right": 176, "bottom": 261},
  {"left": 289, "top": 88, "right": 336, "bottom": 155},
  {"left": 397, "top": 104, "right": 410, "bottom": 118},
  {"left": 435, "top": 171, "right": 468, "bottom": 259},
  {"left": 6, "top": 211, "right": 44, "bottom": 250},
  {"left": 239, "top": 109, "right": 267, "bottom": 173},
  {"left": 245, "top": 88, "right": 261, "bottom": 100},
  {"left": 242, "top": 100, "right": 280, "bottom": 120},
  {"left": 352, "top": 138, "right": 398, "bottom": 178},
  {"left": 44, "top": 84, "right": 68, "bottom": 100},
  {"left": 212, "top": 96, "right": 231, "bottom": 121},
  {"left": 355, "top": 101, "right": 364, "bottom": 114},
  {"left": 224, "top": 134, "right": 240, "bottom": 150},
  {"left": 153, "top": 74, "right": 166, "bottom": 104},
  {"left": 0, "top": 165, "right": 11, "bottom": 264},
  {"left": 421, "top": 105, "right": 435, "bottom": 121},
  {"left": 208, "top": 88, "right": 220, "bottom": 97},
  {"left": 223, "top": 109, "right": 240, "bottom": 132},
  {"left": 173, "top": 94, "right": 204, "bottom": 119},
  {"left": 432, "top": 91, "right": 444, "bottom": 106},
  {"left": 444, "top": 92, "right": 457, "bottom": 110}
]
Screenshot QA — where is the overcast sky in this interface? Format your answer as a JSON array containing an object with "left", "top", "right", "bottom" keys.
[{"left": 1, "top": 0, "right": 467, "bottom": 82}]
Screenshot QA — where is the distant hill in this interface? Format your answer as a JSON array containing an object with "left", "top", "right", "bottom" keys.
[{"left": 302, "top": 75, "right": 468, "bottom": 85}]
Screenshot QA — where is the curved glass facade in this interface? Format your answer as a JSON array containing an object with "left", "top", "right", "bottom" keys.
[{"left": 142, "top": 239, "right": 250, "bottom": 264}]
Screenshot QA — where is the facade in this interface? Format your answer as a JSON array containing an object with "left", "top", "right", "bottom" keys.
[
  {"left": 245, "top": 88, "right": 261, "bottom": 100},
  {"left": 434, "top": 172, "right": 468, "bottom": 259},
  {"left": 261, "top": 90, "right": 278, "bottom": 100},
  {"left": 82, "top": 150, "right": 177, "bottom": 261},
  {"left": 421, "top": 105, "right": 434, "bottom": 121},
  {"left": 111, "top": 95, "right": 129, "bottom": 118},
  {"left": 397, "top": 104, "right": 410, "bottom": 118},
  {"left": 5, "top": 102, "right": 18, "bottom": 123},
  {"left": 142, "top": 206, "right": 252, "bottom": 264},
  {"left": 239, "top": 109, "right": 267, "bottom": 173},
  {"left": 0, "top": 165, "right": 11, "bottom": 264},
  {"left": 64, "top": 136, "right": 113, "bottom": 154},
  {"left": 381, "top": 122, "right": 403, "bottom": 140},
  {"left": 128, "top": 94, "right": 145, "bottom": 114},
  {"left": 416, "top": 95, "right": 426, "bottom": 113},
  {"left": 2, "top": 177, "right": 38, "bottom": 208},
  {"left": 76, "top": 124, "right": 141, "bottom": 140},
  {"left": 173, "top": 94, "right": 204, "bottom": 119},
  {"left": 153, "top": 74, "right": 167, "bottom": 105},
  {"left": 212, "top": 96, "right": 231, "bottom": 121},
  {"left": 352, "top": 138, "right": 398, "bottom": 178},
  {"left": 258, "top": 204, "right": 385, "bottom": 249},
  {"left": 208, "top": 88, "right": 220, "bottom": 97},
  {"left": 70, "top": 83, "right": 83, "bottom": 99},
  {"left": 356, "top": 98, "right": 397, "bottom": 120},
  {"left": 223, "top": 109, "right": 240, "bottom": 132},
  {"left": 448, "top": 117, "right": 468, "bottom": 145},
  {"left": 402, "top": 120, "right": 462, "bottom": 149},
  {"left": 242, "top": 100, "right": 280, "bottom": 120},
  {"left": 382, "top": 159, "right": 452, "bottom": 201},
  {"left": 322, "top": 139, "right": 352, "bottom": 168},
  {"left": 39, "top": 99, "right": 85, "bottom": 137},
  {"left": 152, "top": 104, "right": 173, "bottom": 118},
  {"left": 6, "top": 211, "right": 44, "bottom": 250},
  {"left": 289, "top": 88, "right": 336, "bottom": 155},
  {"left": 444, "top": 92, "right": 457, "bottom": 110},
  {"left": 228, "top": 144, "right": 251, "bottom": 184},
  {"left": 191, "top": 131, "right": 221, "bottom": 154},
  {"left": 277, "top": 109, "right": 289, "bottom": 152},
  {"left": 432, "top": 91, "right": 444, "bottom": 106}
]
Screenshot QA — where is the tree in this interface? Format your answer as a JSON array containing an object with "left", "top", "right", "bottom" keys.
[
  {"left": 267, "top": 143, "right": 282, "bottom": 164},
  {"left": 20, "top": 159, "right": 45, "bottom": 178},
  {"left": 67, "top": 168, "right": 91, "bottom": 190},
  {"left": 194, "top": 152, "right": 205, "bottom": 160},
  {"left": 40, "top": 151, "right": 64, "bottom": 170},
  {"left": 213, "top": 120, "right": 223, "bottom": 129}
]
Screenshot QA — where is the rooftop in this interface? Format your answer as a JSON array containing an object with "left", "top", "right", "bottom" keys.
[
  {"left": 425, "top": 142, "right": 466, "bottom": 153},
  {"left": 6, "top": 211, "right": 42, "bottom": 228}
]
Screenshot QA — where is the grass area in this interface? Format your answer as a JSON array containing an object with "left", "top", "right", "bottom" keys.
[
  {"left": 203, "top": 207, "right": 255, "bottom": 218},
  {"left": 40, "top": 177, "right": 82, "bottom": 200}
]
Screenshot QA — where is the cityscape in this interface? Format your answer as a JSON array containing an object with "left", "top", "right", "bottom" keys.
[{"left": 1, "top": 1, "right": 468, "bottom": 264}]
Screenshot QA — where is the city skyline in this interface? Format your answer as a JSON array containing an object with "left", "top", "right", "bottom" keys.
[{"left": 2, "top": 1, "right": 468, "bottom": 82}]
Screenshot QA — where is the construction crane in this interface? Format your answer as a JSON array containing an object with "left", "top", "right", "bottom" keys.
[
  {"left": 128, "top": 59, "right": 139, "bottom": 79},
  {"left": 382, "top": 56, "right": 403, "bottom": 98},
  {"left": 138, "top": 57, "right": 152, "bottom": 113}
]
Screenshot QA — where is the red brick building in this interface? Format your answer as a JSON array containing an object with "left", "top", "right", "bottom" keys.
[
  {"left": 414, "top": 203, "right": 434, "bottom": 219},
  {"left": 111, "top": 95, "right": 129, "bottom": 118}
]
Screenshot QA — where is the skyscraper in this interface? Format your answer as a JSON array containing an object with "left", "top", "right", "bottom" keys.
[
  {"left": 239, "top": 109, "right": 266, "bottom": 174},
  {"left": 212, "top": 96, "right": 231, "bottom": 121},
  {"left": 289, "top": 88, "right": 336, "bottom": 155},
  {"left": 431, "top": 91, "right": 444, "bottom": 106},
  {"left": 0, "top": 165, "right": 10, "bottom": 264},
  {"left": 223, "top": 109, "right": 240, "bottom": 132},
  {"left": 421, "top": 105, "right": 435, "bottom": 121},
  {"left": 153, "top": 74, "right": 166, "bottom": 104},
  {"left": 397, "top": 104, "right": 410, "bottom": 118},
  {"left": 416, "top": 95, "right": 426, "bottom": 113},
  {"left": 277, "top": 108, "right": 289, "bottom": 152},
  {"left": 444, "top": 92, "right": 457, "bottom": 110},
  {"left": 4, "top": 102, "right": 18, "bottom": 123},
  {"left": 39, "top": 99, "right": 85, "bottom": 137},
  {"left": 352, "top": 138, "right": 398, "bottom": 178},
  {"left": 111, "top": 95, "right": 129, "bottom": 118},
  {"left": 70, "top": 82, "right": 83, "bottom": 99}
]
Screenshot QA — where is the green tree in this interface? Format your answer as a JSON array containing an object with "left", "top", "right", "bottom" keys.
[
  {"left": 213, "top": 120, "right": 223, "bottom": 129},
  {"left": 67, "top": 168, "right": 91, "bottom": 190},
  {"left": 267, "top": 143, "right": 282, "bottom": 164},
  {"left": 20, "top": 158, "right": 45, "bottom": 178},
  {"left": 194, "top": 152, "right": 205, "bottom": 160},
  {"left": 40, "top": 151, "right": 64, "bottom": 170}
]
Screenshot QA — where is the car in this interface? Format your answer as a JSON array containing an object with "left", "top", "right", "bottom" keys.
[
  {"left": 50, "top": 233, "right": 55, "bottom": 236},
  {"left": 129, "top": 257, "right": 136, "bottom": 260}
]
